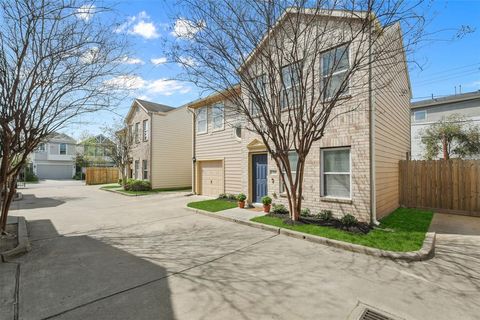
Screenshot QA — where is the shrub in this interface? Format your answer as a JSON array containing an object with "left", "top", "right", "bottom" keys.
[
  {"left": 218, "top": 193, "right": 227, "bottom": 199},
  {"left": 25, "top": 171, "right": 39, "bottom": 182},
  {"left": 271, "top": 204, "right": 289, "bottom": 215},
  {"left": 300, "top": 208, "right": 311, "bottom": 216},
  {"left": 227, "top": 193, "right": 237, "bottom": 201},
  {"left": 261, "top": 196, "right": 272, "bottom": 205},
  {"left": 118, "top": 178, "right": 123, "bottom": 185},
  {"left": 340, "top": 214, "right": 358, "bottom": 227},
  {"left": 237, "top": 193, "right": 246, "bottom": 202},
  {"left": 317, "top": 210, "right": 333, "bottom": 221},
  {"left": 124, "top": 179, "right": 151, "bottom": 191}
]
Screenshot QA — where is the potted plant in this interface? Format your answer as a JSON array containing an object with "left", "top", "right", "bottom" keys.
[
  {"left": 237, "top": 193, "right": 247, "bottom": 208},
  {"left": 261, "top": 196, "right": 272, "bottom": 213}
]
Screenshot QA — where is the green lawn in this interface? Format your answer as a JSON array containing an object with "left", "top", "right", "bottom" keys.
[
  {"left": 100, "top": 185, "right": 191, "bottom": 195},
  {"left": 187, "top": 199, "right": 238, "bottom": 212},
  {"left": 251, "top": 208, "right": 434, "bottom": 252}
]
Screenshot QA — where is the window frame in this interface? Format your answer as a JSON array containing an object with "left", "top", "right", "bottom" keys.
[
  {"left": 320, "top": 147, "right": 352, "bottom": 200},
  {"left": 142, "top": 160, "right": 148, "bottom": 180},
  {"left": 196, "top": 107, "right": 208, "bottom": 134},
  {"left": 321, "top": 44, "right": 350, "bottom": 100},
  {"left": 134, "top": 160, "right": 139, "bottom": 179},
  {"left": 134, "top": 122, "right": 140, "bottom": 143},
  {"left": 37, "top": 143, "right": 46, "bottom": 152},
  {"left": 59, "top": 143, "right": 67, "bottom": 155},
  {"left": 413, "top": 110, "right": 427, "bottom": 122},
  {"left": 211, "top": 103, "right": 224, "bottom": 131},
  {"left": 280, "top": 151, "right": 298, "bottom": 194},
  {"left": 250, "top": 74, "right": 267, "bottom": 116},
  {"left": 143, "top": 119, "right": 149, "bottom": 142}
]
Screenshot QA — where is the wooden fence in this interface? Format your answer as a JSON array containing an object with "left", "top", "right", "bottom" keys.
[
  {"left": 85, "top": 167, "right": 119, "bottom": 185},
  {"left": 399, "top": 160, "right": 480, "bottom": 216}
]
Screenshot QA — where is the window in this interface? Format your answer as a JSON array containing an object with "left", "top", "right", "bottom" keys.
[
  {"left": 59, "top": 143, "right": 67, "bottom": 155},
  {"left": 414, "top": 110, "right": 427, "bottom": 122},
  {"left": 134, "top": 122, "right": 139, "bottom": 143},
  {"left": 212, "top": 103, "right": 224, "bottom": 130},
  {"left": 37, "top": 143, "right": 46, "bottom": 152},
  {"left": 281, "top": 62, "right": 301, "bottom": 109},
  {"left": 280, "top": 151, "right": 298, "bottom": 193},
  {"left": 134, "top": 160, "right": 139, "bottom": 179},
  {"left": 250, "top": 74, "right": 266, "bottom": 116},
  {"left": 128, "top": 125, "right": 133, "bottom": 143},
  {"left": 142, "top": 160, "right": 148, "bottom": 180},
  {"left": 196, "top": 108, "right": 207, "bottom": 134},
  {"left": 322, "top": 44, "right": 350, "bottom": 99},
  {"left": 321, "top": 148, "right": 351, "bottom": 198},
  {"left": 143, "top": 120, "right": 149, "bottom": 141}
]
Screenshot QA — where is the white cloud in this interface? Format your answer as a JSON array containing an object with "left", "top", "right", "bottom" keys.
[
  {"left": 151, "top": 57, "right": 168, "bottom": 65},
  {"left": 115, "top": 11, "right": 159, "bottom": 40},
  {"left": 76, "top": 4, "right": 96, "bottom": 21},
  {"left": 104, "top": 75, "right": 190, "bottom": 96},
  {"left": 171, "top": 18, "right": 204, "bottom": 39},
  {"left": 120, "top": 56, "right": 145, "bottom": 65},
  {"left": 178, "top": 56, "right": 196, "bottom": 67}
]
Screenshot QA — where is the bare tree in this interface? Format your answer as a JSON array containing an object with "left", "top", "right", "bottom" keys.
[
  {"left": 168, "top": 0, "right": 427, "bottom": 220},
  {"left": 102, "top": 123, "right": 132, "bottom": 185},
  {"left": 0, "top": 0, "right": 128, "bottom": 234}
]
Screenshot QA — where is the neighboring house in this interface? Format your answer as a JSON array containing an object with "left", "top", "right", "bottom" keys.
[
  {"left": 30, "top": 133, "right": 76, "bottom": 179},
  {"left": 124, "top": 98, "right": 192, "bottom": 189},
  {"left": 77, "top": 134, "right": 115, "bottom": 167},
  {"left": 411, "top": 91, "right": 480, "bottom": 159},
  {"left": 188, "top": 10, "right": 411, "bottom": 222}
]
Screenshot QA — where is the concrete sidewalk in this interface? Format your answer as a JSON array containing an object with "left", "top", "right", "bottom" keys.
[{"left": 215, "top": 206, "right": 266, "bottom": 221}]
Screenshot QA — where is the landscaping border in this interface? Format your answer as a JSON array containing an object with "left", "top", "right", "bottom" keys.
[
  {"left": 187, "top": 207, "right": 436, "bottom": 261},
  {"left": 1, "top": 216, "right": 31, "bottom": 262}
]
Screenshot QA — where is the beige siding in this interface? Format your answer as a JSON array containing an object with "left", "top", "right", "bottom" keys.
[
  {"left": 127, "top": 105, "right": 151, "bottom": 180},
  {"left": 194, "top": 101, "right": 243, "bottom": 195},
  {"left": 374, "top": 24, "right": 411, "bottom": 218},
  {"left": 150, "top": 107, "right": 192, "bottom": 189}
]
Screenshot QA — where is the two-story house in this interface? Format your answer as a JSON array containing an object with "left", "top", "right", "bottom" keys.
[
  {"left": 77, "top": 134, "right": 116, "bottom": 167},
  {"left": 188, "top": 9, "right": 411, "bottom": 222},
  {"left": 124, "top": 98, "right": 192, "bottom": 189},
  {"left": 411, "top": 90, "right": 480, "bottom": 159},
  {"left": 30, "top": 132, "right": 77, "bottom": 179}
]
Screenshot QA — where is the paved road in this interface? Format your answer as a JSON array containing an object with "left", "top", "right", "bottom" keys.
[{"left": 3, "top": 180, "right": 480, "bottom": 320}]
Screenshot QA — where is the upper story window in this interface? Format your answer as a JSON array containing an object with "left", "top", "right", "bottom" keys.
[
  {"left": 234, "top": 126, "right": 242, "bottom": 140},
  {"left": 134, "top": 122, "right": 139, "bottom": 143},
  {"left": 280, "top": 151, "right": 298, "bottom": 193},
  {"left": 322, "top": 44, "right": 350, "bottom": 99},
  {"left": 59, "top": 143, "right": 67, "bottom": 155},
  {"left": 143, "top": 120, "right": 149, "bottom": 141},
  {"left": 128, "top": 125, "right": 133, "bottom": 143},
  {"left": 321, "top": 147, "right": 351, "bottom": 199},
  {"left": 281, "top": 61, "right": 301, "bottom": 110},
  {"left": 413, "top": 110, "right": 427, "bottom": 122},
  {"left": 196, "top": 107, "right": 207, "bottom": 134},
  {"left": 250, "top": 74, "right": 267, "bottom": 116},
  {"left": 212, "top": 103, "right": 224, "bottom": 131},
  {"left": 37, "top": 143, "right": 46, "bottom": 152}
]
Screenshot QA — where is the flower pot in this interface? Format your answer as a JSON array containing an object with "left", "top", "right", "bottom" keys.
[
  {"left": 238, "top": 201, "right": 245, "bottom": 208},
  {"left": 263, "top": 204, "right": 271, "bottom": 213}
]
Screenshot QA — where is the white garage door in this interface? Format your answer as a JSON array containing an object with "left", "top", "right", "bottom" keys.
[
  {"left": 199, "top": 161, "right": 223, "bottom": 197},
  {"left": 36, "top": 164, "right": 73, "bottom": 180}
]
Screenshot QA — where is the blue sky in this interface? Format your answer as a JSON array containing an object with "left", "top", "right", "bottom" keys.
[{"left": 66, "top": 0, "right": 480, "bottom": 139}]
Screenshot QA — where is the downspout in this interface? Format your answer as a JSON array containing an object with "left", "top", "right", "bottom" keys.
[
  {"left": 187, "top": 107, "right": 196, "bottom": 193},
  {"left": 368, "top": 15, "right": 379, "bottom": 226}
]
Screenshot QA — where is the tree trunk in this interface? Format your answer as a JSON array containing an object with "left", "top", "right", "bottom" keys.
[
  {"left": 0, "top": 177, "right": 16, "bottom": 234},
  {"left": 442, "top": 135, "right": 449, "bottom": 160}
]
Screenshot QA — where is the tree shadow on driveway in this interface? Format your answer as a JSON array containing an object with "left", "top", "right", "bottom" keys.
[{"left": 14, "top": 219, "right": 175, "bottom": 320}]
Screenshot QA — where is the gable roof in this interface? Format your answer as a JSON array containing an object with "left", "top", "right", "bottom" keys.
[
  {"left": 47, "top": 132, "right": 76, "bottom": 144},
  {"left": 125, "top": 98, "right": 175, "bottom": 123},
  {"left": 411, "top": 91, "right": 480, "bottom": 110}
]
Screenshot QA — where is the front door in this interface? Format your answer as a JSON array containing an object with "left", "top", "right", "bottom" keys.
[{"left": 252, "top": 154, "right": 268, "bottom": 203}]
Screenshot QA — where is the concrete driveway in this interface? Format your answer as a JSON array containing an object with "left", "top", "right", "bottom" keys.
[{"left": 2, "top": 180, "right": 480, "bottom": 320}]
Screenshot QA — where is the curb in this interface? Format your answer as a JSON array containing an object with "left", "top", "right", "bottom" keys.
[
  {"left": 1, "top": 216, "right": 31, "bottom": 262},
  {"left": 100, "top": 188, "right": 141, "bottom": 197},
  {"left": 187, "top": 206, "right": 435, "bottom": 261}
]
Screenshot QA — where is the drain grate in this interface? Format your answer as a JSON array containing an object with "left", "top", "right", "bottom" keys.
[{"left": 360, "top": 308, "right": 395, "bottom": 320}]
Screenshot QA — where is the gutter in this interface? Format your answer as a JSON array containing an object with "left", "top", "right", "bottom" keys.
[
  {"left": 368, "top": 17, "right": 379, "bottom": 226},
  {"left": 187, "top": 107, "right": 196, "bottom": 193}
]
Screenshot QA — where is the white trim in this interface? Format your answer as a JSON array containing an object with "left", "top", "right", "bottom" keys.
[
  {"left": 413, "top": 109, "right": 427, "bottom": 122},
  {"left": 211, "top": 102, "right": 225, "bottom": 132},
  {"left": 320, "top": 44, "right": 350, "bottom": 99},
  {"left": 320, "top": 147, "right": 352, "bottom": 200}
]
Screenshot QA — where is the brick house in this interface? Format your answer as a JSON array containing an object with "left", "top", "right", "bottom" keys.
[{"left": 187, "top": 10, "right": 411, "bottom": 222}]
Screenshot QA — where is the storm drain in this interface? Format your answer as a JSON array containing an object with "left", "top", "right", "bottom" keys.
[{"left": 360, "top": 308, "right": 395, "bottom": 320}]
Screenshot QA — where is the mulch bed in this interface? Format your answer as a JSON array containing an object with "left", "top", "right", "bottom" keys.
[{"left": 266, "top": 213, "right": 372, "bottom": 234}]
